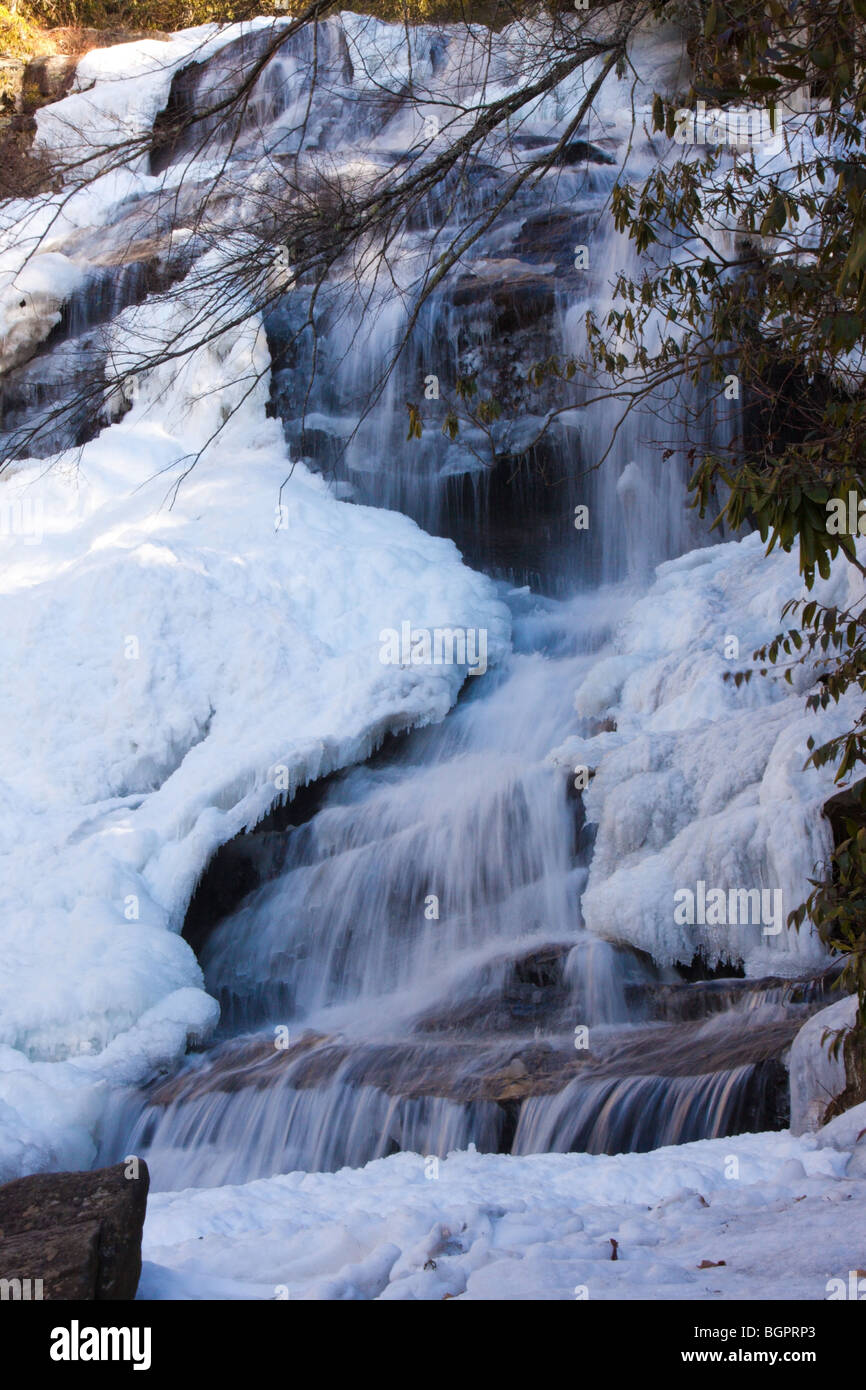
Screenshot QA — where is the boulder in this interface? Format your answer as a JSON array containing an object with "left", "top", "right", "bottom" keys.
[
  {"left": 0, "top": 1221, "right": 100, "bottom": 1301},
  {"left": 21, "top": 54, "right": 77, "bottom": 109},
  {"left": 0, "top": 1161, "right": 149, "bottom": 1300}
]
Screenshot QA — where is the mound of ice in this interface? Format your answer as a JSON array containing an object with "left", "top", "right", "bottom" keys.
[{"left": 553, "top": 536, "right": 864, "bottom": 976}]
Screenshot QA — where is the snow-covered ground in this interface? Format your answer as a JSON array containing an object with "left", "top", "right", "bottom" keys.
[{"left": 139, "top": 1103, "right": 866, "bottom": 1300}]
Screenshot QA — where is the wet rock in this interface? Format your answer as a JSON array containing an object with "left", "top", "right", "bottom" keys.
[
  {"left": 417, "top": 942, "right": 576, "bottom": 1034},
  {"left": 555, "top": 140, "right": 617, "bottom": 166},
  {"left": 650, "top": 968, "right": 839, "bottom": 1024},
  {"left": 512, "top": 134, "right": 617, "bottom": 165},
  {"left": 143, "top": 1009, "right": 801, "bottom": 1111},
  {"left": 501, "top": 1057, "right": 528, "bottom": 1080},
  {"left": 513, "top": 209, "right": 595, "bottom": 271},
  {"left": 0, "top": 1161, "right": 149, "bottom": 1300},
  {"left": 451, "top": 270, "right": 556, "bottom": 333},
  {"left": 183, "top": 777, "right": 336, "bottom": 959}
]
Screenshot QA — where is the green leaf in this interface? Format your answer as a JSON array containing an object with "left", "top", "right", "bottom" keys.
[{"left": 744, "top": 75, "right": 782, "bottom": 92}]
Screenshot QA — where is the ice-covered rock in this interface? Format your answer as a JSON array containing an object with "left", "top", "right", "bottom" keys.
[
  {"left": 561, "top": 536, "right": 865, "bottom": 977},
  {"left": 789, "top": 995, "right": 858, "bottom": 1135}
]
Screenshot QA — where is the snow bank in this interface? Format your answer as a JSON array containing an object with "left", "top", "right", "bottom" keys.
[
  {"left": 138, "top": 1123, "right": 858, "bottom": 1300},
  {"left": 550, "top": 535, "right": 864, "bottom": 976}
]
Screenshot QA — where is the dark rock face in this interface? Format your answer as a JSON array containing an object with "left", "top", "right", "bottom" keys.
[
  {"left": 0, "top": 1162, "right": 149, "bottom": 1301},
  {"left": 0, "top": 1222, "right": 100, "bottom": 1301},
  {"left": 451, "top": 270, "right": 556, "bottom": 333},
  {"left": 511, "top": 135, "right": 617, "bottom": 167}
]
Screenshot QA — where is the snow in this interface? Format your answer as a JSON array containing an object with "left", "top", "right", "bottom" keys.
[
  {"left": 550, "top": 535, "right": 865, "bottom": 977},
  {"left": 817, "top": 1098, "right": 866, "bottom": 1153},
  {"left": 0, "top": 251, "right": 86, "bottom": 374},
  {"left": 34, "top": 22, "right": 287, "bottom": 168},
  {"left": 138, "top": 1121, "right": 861, "bottom": 1300},
  {"left": 0, "top": 22, "right": 284, "bottom": 369}
]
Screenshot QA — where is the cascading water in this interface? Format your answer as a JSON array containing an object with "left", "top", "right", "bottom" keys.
[
  {"left": 99, "top": 581, "right": 802, "bottom": 1188},
  {"left": 5, "top": 13, "right": 831, "bottom": 1193}
]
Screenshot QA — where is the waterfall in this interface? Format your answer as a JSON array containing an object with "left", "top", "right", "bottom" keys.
[
  {"left": 96, "top": 579, "right": 815, "bottom": 1188},
  {"left": 0, "top": 13, "right": 832, "bottom": 1193}
]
